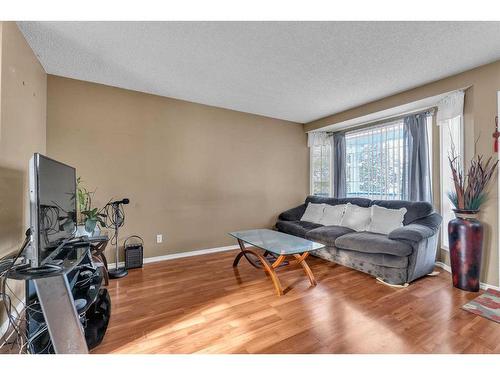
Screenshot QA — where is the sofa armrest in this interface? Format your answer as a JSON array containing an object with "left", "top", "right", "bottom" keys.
[
  {"left": 278, "top": 204, "right": 307, "bottom": 221},
  {"left": 388, "top": 212, "right": 442, "bottom": 242}
]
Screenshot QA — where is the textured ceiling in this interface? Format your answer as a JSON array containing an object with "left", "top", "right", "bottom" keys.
[{"left": 18, "top": 21, "right": 500, "bottom": 123}]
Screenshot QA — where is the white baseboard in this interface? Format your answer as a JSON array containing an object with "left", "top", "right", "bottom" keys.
[
  {"left": 108, "top": 244, "right": 240, "bottom": 270},
  {"left": 435, "top": 261, "right": 500, "bottom": 291},
  {"left": 435, "top": 261, "right": 451, "bottom": 273}
]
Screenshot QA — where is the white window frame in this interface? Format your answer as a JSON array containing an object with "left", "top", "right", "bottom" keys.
[
  {"left": 439, "top": 115, "right": 464, "bottom": 251},
  {"left": 309, "top": 147, "right": 315, "bottom": 195},
  {"left": 309, "top": 144, "right": 333, "bottom": 197}
]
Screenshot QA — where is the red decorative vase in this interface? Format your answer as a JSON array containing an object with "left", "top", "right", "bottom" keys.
[{"left": 448, "top": 209, "right": 483, "bottom": 292}]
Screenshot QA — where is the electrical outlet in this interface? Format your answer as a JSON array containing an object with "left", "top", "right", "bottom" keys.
[{"left": 156, "top": 234, "right": 163, "bottom": 243}]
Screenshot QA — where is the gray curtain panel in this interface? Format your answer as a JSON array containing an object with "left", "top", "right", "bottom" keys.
[
  {"left": 333, "top": 133, "right": 346, "bottom": 198},
  {"left": 402, "top": 113, "right": 432, "bottom": 202}
]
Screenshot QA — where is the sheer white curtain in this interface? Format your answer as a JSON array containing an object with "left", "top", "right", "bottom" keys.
[
  {"left": 307, "top": 132, "right": 331, "bottom": 147},
  {"left": 436, "top": 91, "right": 464, "bottom": 124}
]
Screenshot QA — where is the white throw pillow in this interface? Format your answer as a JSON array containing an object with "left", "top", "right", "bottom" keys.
[
  {"left": 319, "top": 204, "right": 346, "bottom": 226},
  {"left": 369, "top": 205, "right": 407, "bottom": 235},
  {"left": 340, "top": 203, "right": 372, "bottom": 231},
  {"left": 300, "top": 203, "right": 326, "bottom": 224}
]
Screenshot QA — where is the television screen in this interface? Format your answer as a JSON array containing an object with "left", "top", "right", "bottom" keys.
[{"left": 30, "top": 153, "right": 77, "bottom": 266}]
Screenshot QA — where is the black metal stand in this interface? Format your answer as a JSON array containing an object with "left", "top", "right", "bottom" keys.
[
  {"left": 109, "top": 267, "right": 128, "bottom": 279},
  {"left": 108, "top": 203, "right": 128, "bottom": 279},
  {"left": 12, "top": 244, "right": 93, "bottom": 354},
  {"left": 108, "top": 217, "right": 128, "bottom": 279},
  {"left": 16, "top": 240, "right": 111, "bottom": 353}
]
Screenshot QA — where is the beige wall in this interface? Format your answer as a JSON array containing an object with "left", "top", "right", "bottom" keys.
[
  {"left": 0, "top": 20, "right": 47, "bottom": 258},
  {"left": 305, "top": 60, "right": 500, "bottom": 287},
  {"left": 0, "top": 22, "right": 47, "bottom": 327},
  {"left": 47, "top": 75, "right": 309, "bottom": 261}
]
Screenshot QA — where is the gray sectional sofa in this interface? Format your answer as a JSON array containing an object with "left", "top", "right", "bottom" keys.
[{"left": 276, "top": 196, "right": 442, "bottom": 286}]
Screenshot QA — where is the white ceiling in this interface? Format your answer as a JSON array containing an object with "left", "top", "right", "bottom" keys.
[{"left": 18, "top": 21, "right": 500, "bottom": 123}]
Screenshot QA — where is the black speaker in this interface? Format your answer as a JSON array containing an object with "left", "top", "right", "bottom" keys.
[{"left": 124, "top": 235, "right": 144, "bottom": 269}]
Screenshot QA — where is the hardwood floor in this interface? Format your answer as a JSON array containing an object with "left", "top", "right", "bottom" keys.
[{"left": 93, "top": 249, "right": 500, "bottom": 354}]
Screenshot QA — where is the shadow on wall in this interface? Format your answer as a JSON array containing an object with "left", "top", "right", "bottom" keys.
[{"left": 0, "top": 166, "right": 24, "bottom": 257}]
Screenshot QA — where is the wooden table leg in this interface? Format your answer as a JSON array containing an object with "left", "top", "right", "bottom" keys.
[
  {"left": 232, "top": 242, "right": 283, "bottom": 296},
  {"left": 271, "top": 255, "right": 286, "bottom": 269},
  {"left": 232, "top": 242, "right": 316, "bottom": 295},
  {"left": 233, "top": 239, "right": 262, "bottom": 269},
  {"left": 293, "top": 252, "right": 317, "bottom": 287}
]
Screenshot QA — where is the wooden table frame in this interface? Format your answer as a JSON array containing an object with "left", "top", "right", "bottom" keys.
[{"left": 232, "top": 239, "right": 317, "bottom": 296}]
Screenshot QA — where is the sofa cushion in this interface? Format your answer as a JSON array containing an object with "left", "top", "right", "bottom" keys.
[
  {"left": 369, "top": 205, "right": 407, "bottom": 235},
  {"left": 340, "top": 203, "right": 372, "bottom": 231},
  {"left": 306, "top": 195, "right": 371, "bottom": 208},
  {"left": 319, "top": 204, "right": 346, "bottom": 226},
  {"left": 301, "top": 203, "right": 326, "bottom": 224},
  {"left": 275, "top": 220, "right": 323, "bottom": 238},
  {"left": 334, "top": 231, "right": 413, "bottom": 257},
  {"left": 305, "top": 225, "right": 355, "bottom": 246},
  {"left": 370, "top": 200, "right": 433, "bottom": 225}
]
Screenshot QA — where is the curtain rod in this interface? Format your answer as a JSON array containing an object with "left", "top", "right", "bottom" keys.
[{"left": 326, "top": 106, "right": 437, "bottom": 136}]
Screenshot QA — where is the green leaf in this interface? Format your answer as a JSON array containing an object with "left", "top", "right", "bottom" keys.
[
  {"left": 467, "top": 193, "right": 487, "bottom": 210},
  {"left": 447, "top": 191, "right": 458, "bottom": 208}
]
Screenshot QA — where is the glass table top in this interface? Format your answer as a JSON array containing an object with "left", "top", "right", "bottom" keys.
[{"left": 228, "top": 229, "right": 325, "bottom": 255}]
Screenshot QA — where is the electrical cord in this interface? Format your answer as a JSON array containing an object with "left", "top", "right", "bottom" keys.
[
  {"left": 4, "top": 282, "right": 41, "bottom": 315},
  {"left": 0, "top": 229, "right": 32, "bottom": 353},
  {"left": 1, "top": 227, "right": 99, "bottom": 353},
  {"left": 103, "top": 202, "right": 125, "bottom": 246},
  {"left": 1, "top": 279, "right": 49, "bottom": 354},
  {"left": 1, "top": 276, "right": 28, "bottom": 351}
]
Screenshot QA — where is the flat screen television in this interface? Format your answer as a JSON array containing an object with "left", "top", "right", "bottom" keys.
[{"left": 28, "top": 153, "right": 77, "bottom": 267}]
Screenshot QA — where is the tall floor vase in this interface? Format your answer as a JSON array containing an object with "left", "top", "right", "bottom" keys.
[{"left": 448, "top": 210, "right": 483, "bottom": 292}]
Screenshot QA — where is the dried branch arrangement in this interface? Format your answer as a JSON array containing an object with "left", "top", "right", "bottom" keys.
[{"left": 448, "top": 148, "right": 498, "bottom": 211}]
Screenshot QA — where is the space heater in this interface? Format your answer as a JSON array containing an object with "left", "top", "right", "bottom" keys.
[{"left": 124, "top": 235, "right": 144, "bottom": 269}]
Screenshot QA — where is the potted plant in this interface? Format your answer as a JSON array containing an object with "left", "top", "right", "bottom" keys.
[
  {"left": 77, "top": 177, "right": 107, "bottom": 236},
  {"left": 447, "top": 150, "right": 498, "bottom": 292}
]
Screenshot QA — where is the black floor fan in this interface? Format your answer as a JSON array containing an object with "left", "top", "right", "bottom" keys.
[{"left": 105, "top": 198, "right": 130, "bottom": 279}]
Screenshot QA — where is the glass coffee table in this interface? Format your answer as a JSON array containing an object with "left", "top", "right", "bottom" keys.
[{"left": 228, "top": 229, "right": 325, "bottom": 296}]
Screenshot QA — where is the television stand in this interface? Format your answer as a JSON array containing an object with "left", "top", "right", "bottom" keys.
[{"left": 7, "top": 237, "right": 111, "bottom": 354}]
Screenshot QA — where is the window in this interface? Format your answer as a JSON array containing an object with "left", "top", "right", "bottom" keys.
[
  {"left": 310, "top": 144, "right": 331, "bottom": 196},
  {"left": 345, "top": 120, "right": 405, "bottom": 200},
  {"left": 440, "top": 115, "right": 463, "bottom": 250},
  {"left": 309, "top": 114, "right": 433, "bottom": 200}
]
